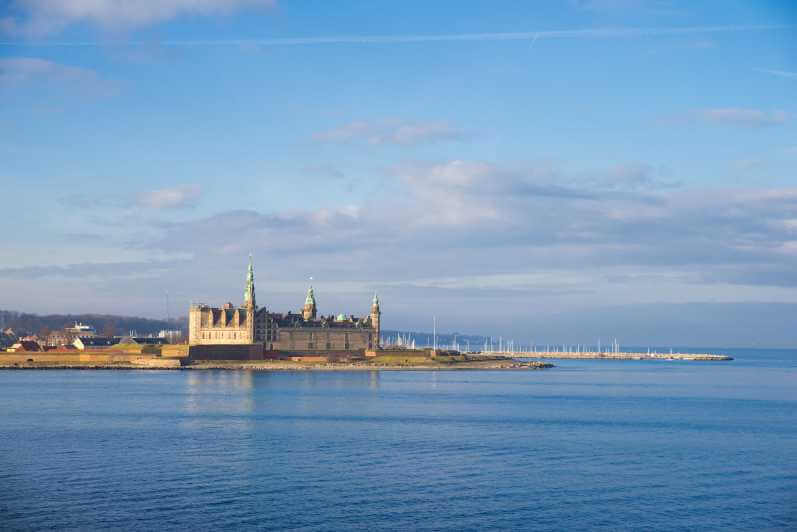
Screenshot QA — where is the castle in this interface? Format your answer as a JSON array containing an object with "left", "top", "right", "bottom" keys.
[{"left": 188, "top": 258, "right": 381, "bottom": 355}]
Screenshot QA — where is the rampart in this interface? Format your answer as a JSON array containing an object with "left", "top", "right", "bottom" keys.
[
  {"left": 0, "top": 352, "right": 180, "bottom": 368},
  {"left": 187, "top": 344, "right": 264, "bottom": 361}
]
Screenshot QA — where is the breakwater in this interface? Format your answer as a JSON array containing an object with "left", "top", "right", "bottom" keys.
[{"left": 483, "top": 351, "right": 732, "bottom": 361}]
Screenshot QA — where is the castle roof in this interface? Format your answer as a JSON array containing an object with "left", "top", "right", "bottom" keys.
[
  {"left": 10, "top": 340, "right": 40, "bottom": 352},
  {"left": 269, "top": 312, "right": 368, "bottom": 329},
  {"left": 118, "top": 337, "right": 168, "bottom": 345},
  {"left": 76, "top": 336, "right": 120, "bottom": 347}
]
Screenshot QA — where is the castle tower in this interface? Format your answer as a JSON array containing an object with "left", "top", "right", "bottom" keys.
[
  {"left": 370, "top": 293, "right": 381, "bottom": 348},
  {"left": 244, "top": 255, "right": 256, "bottom": 342},
  {"left": 302, "top": 286, "right": 317, "bottom": 321},
  {"left": 244, "top": 255, "right": 256, "bottom": 309}
]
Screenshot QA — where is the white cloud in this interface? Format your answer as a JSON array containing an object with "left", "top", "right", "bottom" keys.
[
  {"left": 2, "top": 0, "right": 276, "bottom": 36},
  {"left": 313, "top": 120, "right": 465, "bottom": 146},
  {"left": 135, "top": 169, "right": 797, "bottom": 301},
  {"left": 138, "top": 185, "right": 201, "bottom": 209},
  {"left": 401, "top": 160, "right": 493, "bottom": 188},
  {"left": 695, "top": 108, "right": 788, "bottom": 127},
  {"left": 0, "top": 57, "right": 98, "bottom": 85}
]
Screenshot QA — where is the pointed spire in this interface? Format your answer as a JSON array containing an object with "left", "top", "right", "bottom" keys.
[
  {"left": 244, "top": 255, "right": 256, "bottom": 308},
  {"left": 305, "top": 285, "right": 316, "bottom": 306},
  {"left": 372, "top": 292, "right": 379, "bottom": 306}
]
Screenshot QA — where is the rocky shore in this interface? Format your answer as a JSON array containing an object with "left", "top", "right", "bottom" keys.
[{"left": 185, "top": 359, "right": 554, "bottom": 371}]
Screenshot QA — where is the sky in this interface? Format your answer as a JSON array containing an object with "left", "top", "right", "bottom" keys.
[{"left": 1, "top": 0, "right": 796, "bottom": 347}]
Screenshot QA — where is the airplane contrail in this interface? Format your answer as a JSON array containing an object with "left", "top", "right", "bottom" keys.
[
  {"left": 754, "top": 68, "right": 797, "bottom": 80},
  {"left": 0, "top": 24, "right": 788, "bottom": 47}
]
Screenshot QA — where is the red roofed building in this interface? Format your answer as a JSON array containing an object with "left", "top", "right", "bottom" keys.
[{"left": 7, "top": 340, "right": 42, "bottom": 353}]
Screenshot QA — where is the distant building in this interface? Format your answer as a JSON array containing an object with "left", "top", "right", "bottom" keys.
[
  {"left": 0, "top": 334, "right": 13, "bottom": 350},
  {"left": 8, "top": 340, "right": 41, "bottom": 353},
  {"left": 48, "top": 322, "right": 97, "bottom": 347},
  {"left": 19, "top": 335, "right": 44, "bottom": 349},
  {"left": 73, "top": 336, "right": 120, "bottom": 351},
  {"left": 188, "top": 258, "right": 381, "bottom": 353},
  {"left": 158, "top": 330, "right": 183, "bottom": 342},
  {"left": 47, "top": 332, "right": 68, "bottom": 347},
  {"left": 66, "top": 322, "right": 96, "bottom": 338}
]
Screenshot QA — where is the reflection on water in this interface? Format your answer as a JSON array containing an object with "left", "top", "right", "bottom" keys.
[
  {"left": 186, "top": 369, "right": 255, "bottom": 392},
  {"left": 294, "top": 370, "right": 380, "bottom": 391},
  {"left": 184, "top": 370, "right": 256, "bottom": 420}
]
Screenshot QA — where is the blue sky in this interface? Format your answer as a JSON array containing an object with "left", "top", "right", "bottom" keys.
[{"left": 1, "top": 0, "right": 796, "bottom": 346}]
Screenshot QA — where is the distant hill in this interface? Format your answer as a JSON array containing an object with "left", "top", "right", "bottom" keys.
[{"left": 0, "top": 310, "right": 186, "bottom": 338}]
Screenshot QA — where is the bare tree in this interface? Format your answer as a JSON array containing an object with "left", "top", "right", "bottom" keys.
[{"left": 102, "top": 321, "right": 117, "bottom": 337}]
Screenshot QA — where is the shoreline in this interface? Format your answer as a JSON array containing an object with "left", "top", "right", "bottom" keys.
[
  {"left": 0, "top": 360, "right": 555, "bottom": 371},
  {"left": 483, "top": 352, "right": 733, "bottom": 361}
]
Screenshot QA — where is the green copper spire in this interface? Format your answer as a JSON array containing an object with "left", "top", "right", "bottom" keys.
[
  {"left": 372, "top": 293, "right": 379, "bottom": 306},
  {"left": 244, "top": 254, "right": 256, "bottom": 307},
  {"left": 305, "top": 285, "right": 315, "bottom": 306}
]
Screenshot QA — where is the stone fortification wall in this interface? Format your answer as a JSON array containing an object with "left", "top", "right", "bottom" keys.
[
  {"left": 366, "top": 348, "right": 431, "bottom": 357},
  {"left": 187, "top": 344, "right": 264, "bottom": 361},
  {"left": 0, "top": 352, "right": 180, "bottom": 368},
  {"left": 269, "top": 349, "right": 365, "bottom": 361},
  {"left": 272, "top": 328, "right": 372, "bottom": 351},
  {"left": 161, "top": 345, "right": 189, "bottom": 358},
  {"left": 186, "top": 344, "right": 366, "bottom": 361}
]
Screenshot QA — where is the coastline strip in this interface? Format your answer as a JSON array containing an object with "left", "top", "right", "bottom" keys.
[{"left": 482, "top": 351, "right": 732, "bottom": 361}]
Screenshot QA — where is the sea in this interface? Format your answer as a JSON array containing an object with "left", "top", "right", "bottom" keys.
[{"left": 1, "top": 348, "right": 795, "bottom": 531}]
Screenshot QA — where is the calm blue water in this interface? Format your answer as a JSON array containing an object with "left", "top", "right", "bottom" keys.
[{"left": 1, "top": 348, "right": 795, "bottom": 531}]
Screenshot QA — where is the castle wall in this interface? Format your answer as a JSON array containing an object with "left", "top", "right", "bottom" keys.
[
  {"left": 188, "top": 344, "right": 264, "bottom": 360},
  {"left": 270, "top": 327, "right": 372, "bottom": 351}
]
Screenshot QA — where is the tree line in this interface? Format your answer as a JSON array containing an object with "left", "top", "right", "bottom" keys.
[{"left": 0, "top": 310, "right": 186, "bottom": 338}]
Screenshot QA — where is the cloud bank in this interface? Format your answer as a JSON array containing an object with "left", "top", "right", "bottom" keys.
[
  {"left": 5, "top": 159, "right": 796, "bottom": 345},
  {"left": 128, "top": 160, "right": 797, "bottom": 295},
  {"left": 1, "top": 0, "right": 277, "bottom": 36}
]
